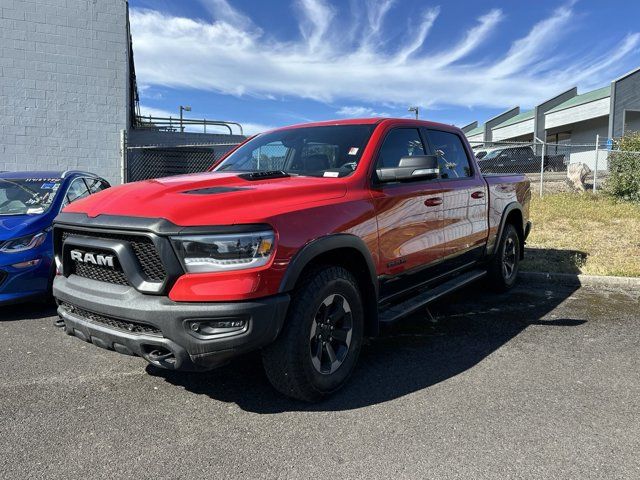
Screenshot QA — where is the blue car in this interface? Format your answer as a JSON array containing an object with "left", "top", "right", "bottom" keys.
[{"left": 0, "top": 171, "right": 110, "bottom": 305}]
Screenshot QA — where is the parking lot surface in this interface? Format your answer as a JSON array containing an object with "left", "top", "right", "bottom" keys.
[{"left": 1, "top": 282, "right": 639, "bottom": 479}]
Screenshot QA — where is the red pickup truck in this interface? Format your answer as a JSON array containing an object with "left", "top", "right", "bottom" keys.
[{"left": 53, "top": 118, "right": 531, "bottom": 401}]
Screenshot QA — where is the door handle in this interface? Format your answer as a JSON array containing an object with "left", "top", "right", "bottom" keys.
[
  {"left": 424, "top": 197, "right": 443, "bottom": 207},
  {"left": 471, "top": 191, "right": 485, "bottom": 199}
]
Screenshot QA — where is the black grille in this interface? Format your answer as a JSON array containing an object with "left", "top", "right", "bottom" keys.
[
  {"left": 60, "top": 302, "right": 161, "bottom": 335},
  {"left": 62, "top": 230, "right": 166, "bottom": 284},
  {"left": 73, "top": 262, "right": 129, "bottom": 286}
]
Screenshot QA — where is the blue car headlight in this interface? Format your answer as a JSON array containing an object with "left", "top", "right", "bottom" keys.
[{"left": 0, "top": 229, "right": 49, "bottom": 253}]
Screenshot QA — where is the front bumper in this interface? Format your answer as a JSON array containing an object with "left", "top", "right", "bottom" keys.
[
  {"left": 0, "top": 254, "right": 54, "bottom": 305},
  {"left": 53, "top": 275, "right": 290, "bottom": 370}
]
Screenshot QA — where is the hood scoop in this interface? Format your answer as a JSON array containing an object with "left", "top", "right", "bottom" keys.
[
  {"left": 182, "top": 186, "right": 251, "bottom": 195},
  {"left": 238, "top": 171, "right": 290, "bottom": 181}
]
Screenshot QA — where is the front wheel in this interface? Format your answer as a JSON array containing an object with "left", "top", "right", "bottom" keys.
[
  {"left": 487, "top": 223, "right": 521, "bottom": 292},
  {"left": 262, "top": 266, "right": 364, "bottom": 402}
]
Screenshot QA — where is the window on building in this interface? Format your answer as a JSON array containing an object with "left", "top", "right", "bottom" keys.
[{"left": 546, "top": 132, "right": 571, "bottom": 155}]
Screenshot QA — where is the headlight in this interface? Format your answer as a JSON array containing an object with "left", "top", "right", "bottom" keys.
[
  {"left": 0, "top": 230, "right": 48, "bottom": 253},
  {"left": 171, "top": 230, "right": 275, "bottom": 273}
]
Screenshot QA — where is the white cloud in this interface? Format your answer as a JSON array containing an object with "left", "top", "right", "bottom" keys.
[
  {"left": 130, "top": 1, "right": 640, "bottom": 112},
  {"left": 336, "top": 106, "right": 390, "bottom": 117}
]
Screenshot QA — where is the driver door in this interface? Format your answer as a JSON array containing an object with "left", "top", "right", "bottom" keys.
[{"left": 370, "top": 128, "right": 445, "bottom": 298}]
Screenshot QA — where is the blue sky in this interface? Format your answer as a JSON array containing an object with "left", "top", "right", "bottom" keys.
[{"left": 128, "top": 0, "right": 640, "bottom": 134}]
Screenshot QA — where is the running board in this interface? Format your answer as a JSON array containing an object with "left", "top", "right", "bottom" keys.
[{"left": 379, "top": 269, "right": 487, "bottom": 324}]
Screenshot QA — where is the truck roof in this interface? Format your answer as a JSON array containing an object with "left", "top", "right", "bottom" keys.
[{"left": 271, "top": 117, "right": 462, "bottom": 133}]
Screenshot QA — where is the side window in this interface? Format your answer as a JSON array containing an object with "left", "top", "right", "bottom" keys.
[
  {"left": 64, "top": 178, "right": 90, "bottom": 206},
  {"left": 426, "top": 130, "right": 472, "bottom": 179},
  {"left": 376, "top": 128, "right": 426, "bottom": 169},
  {"left": 84, "top": 178, "right": 109, "bottom": 194}
]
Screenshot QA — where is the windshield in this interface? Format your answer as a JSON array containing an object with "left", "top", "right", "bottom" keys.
[
  {"left": 215, "top": 125, "right": 375, "bottom": 177},
  {"left": 481, "top": 150, "right": 504, "bottom": 160},
  {"left": 0, "top": 177, "right": 62, "bottom": 216}
]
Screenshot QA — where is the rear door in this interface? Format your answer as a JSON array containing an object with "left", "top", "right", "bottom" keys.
[
  {"left": 371, "top": 128, "right": 445, "bottom": 288},
  {"left": 423, "top": 128, "right": 488, "bottom": 267}
]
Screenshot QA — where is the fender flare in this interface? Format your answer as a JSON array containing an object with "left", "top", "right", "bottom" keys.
[
  {"left": 488, "top": 201, "right": 525, "bottom": 257},
  {"left": 279, "top": 234, "right": 379, "bottom": 296}
]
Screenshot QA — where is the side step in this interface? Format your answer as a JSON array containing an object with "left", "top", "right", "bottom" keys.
[{"left": 379, "top": 269, "right": 487, "bottom": 324}]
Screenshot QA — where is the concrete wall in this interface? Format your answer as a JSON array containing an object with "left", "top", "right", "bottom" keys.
[
  {"left": 610, "top": 68, "right": 640, "bottom": 138},
  {"left": 534, "top": 87, "right": 577, "bottom": 141},
  {"left": 484, "top": 107, "right": 519, "bottom": 142},
  {"left": 0, "top": 0, "right": 129, "bottom": 184},
  {"left": 624, "top": 110, "right": 640, "bottom": 134}
]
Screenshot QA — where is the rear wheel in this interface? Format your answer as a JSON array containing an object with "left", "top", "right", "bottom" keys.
[
  {"left": 488, "top": 223, "right": 521, "bottom": 292},
  {"left": 262, "top": 266, "right": 364, "bottom": 402}
]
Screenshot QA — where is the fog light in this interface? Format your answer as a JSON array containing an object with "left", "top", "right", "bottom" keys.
[
  {"left": 12, "top": 259, "right": 41, "bottom": 269},
  {"left": 188, "top": 319, "right": 247, "bottom": 336}
]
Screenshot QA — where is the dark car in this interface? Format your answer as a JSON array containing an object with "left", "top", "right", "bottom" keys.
[
  {"left": 476, "top": 146, "right": 566, "bottom": 173},
  {"left": 0, "top": 171, "right": 110, "bottom": 305}
]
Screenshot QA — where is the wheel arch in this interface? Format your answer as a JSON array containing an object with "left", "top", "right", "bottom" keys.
[
  {"left": 490, "top": 202, "right": 526, "bottom": 259},
  {"left": 279, "top": 234, "right": 379, "bottom": 336}
]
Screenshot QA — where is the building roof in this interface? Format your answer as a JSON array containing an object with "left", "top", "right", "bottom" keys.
[
  {"left": 493, "top": 109, "right": 535, "bottom": 129},
  {"left": 547, "top": 85, "right": 611, "bottom": 114},
  {"left": 465, "top": 124, "right": 484, "bottom": 136}
]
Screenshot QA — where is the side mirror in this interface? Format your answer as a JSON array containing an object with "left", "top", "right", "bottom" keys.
[{"left": 376, "top": 155, "right": 439, "bottom": 183}]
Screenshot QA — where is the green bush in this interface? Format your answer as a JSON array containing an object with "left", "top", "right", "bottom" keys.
[{"left": 605, "top": 132, "right": 640, "bottom": 202}]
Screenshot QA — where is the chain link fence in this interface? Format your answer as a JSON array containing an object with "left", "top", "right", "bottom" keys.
[
  {"left": 122, "top": 142, "right": 241, "bottom": 183},
  {"left": 468, "top": 138, "right": 628, "bottom": 195}
]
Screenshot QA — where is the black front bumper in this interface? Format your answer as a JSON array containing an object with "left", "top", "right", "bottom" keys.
[{"left": 54, "top": 275, "right": 290, "bottom": 370}]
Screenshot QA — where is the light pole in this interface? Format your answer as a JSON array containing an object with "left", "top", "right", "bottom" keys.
[
  {"left": 179, "top": 105, "right": 191, "bottom": 132},
  {"left": 408, "top": 106, "right": 419, "bottom": 120}
]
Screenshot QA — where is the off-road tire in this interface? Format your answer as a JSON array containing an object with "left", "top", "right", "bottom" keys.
[
  {"left": 262, "top": 266, "right": 364, "bottom": 402},
  {"left": 487, "top": 223, "right": 521, "bottom": 292}
]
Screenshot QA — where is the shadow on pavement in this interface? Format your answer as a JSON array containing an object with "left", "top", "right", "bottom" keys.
[
  {"left": 148, "top": 282, "right": 584, "bottom": 412},
  {"left": 522, "top": 247, "right": 588, "bottom": 274},
  {"left": 1, "top": 301, "right": 56, "bottom": 321}
]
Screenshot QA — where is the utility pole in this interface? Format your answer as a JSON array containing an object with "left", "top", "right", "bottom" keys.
[{"left": 408, "top": 106, "right": 419, "bottom": 120}]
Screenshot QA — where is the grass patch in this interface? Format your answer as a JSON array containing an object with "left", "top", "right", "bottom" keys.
[{"left": 521, "top": 193, "right": 640, "bottom": 277}]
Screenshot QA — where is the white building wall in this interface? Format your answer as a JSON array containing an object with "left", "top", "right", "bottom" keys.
[
  {"left": 0, "top": 0, "right": 128, "bottom": 184},
  {"left": 545, "top": 97, "right": 610, "bottom": 130},
  {"left": 466, "top": 133, "right": 484, "bottom": 144},
  {"left": 491, "top": 118, "right": 534, "bottom": 141}
]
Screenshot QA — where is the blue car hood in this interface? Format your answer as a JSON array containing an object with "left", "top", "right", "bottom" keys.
[{"left": 0, "top": 214, "right": 49, "bottom": 241}]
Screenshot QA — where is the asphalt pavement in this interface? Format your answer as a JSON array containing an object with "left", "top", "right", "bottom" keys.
[{"left": 1, "top": 282, "right": 639, "bottom": 479}]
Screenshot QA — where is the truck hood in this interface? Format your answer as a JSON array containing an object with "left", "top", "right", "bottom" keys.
[{"left": 63, "top": 172, "right": 348, "bottom": 226}]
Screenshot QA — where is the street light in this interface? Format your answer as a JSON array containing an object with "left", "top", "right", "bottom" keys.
[
  {"left": 179, "top": 105, "right": 191, "bottom": 132},
  {"left": 408, "top": 106, "right": 419, "bottom": 120}
]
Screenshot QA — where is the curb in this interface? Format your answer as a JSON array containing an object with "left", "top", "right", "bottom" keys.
[{"left": 521, "top": 271, "right": 640, "bottom": 288}]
